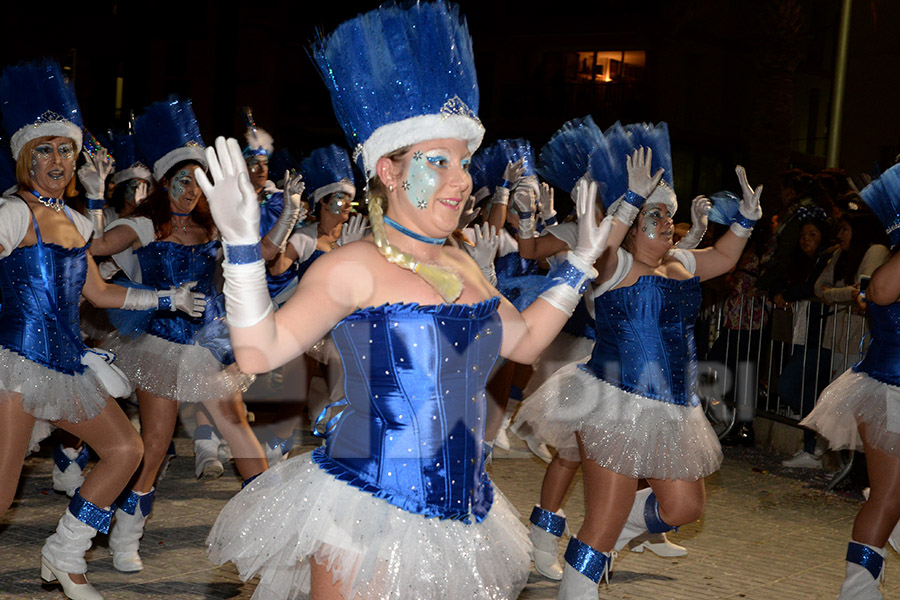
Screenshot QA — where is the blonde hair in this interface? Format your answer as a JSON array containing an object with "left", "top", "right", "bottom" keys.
[
  {"left": 16, "top": 137, "right": 78, "bottom": 198},
  {"left": 368, "top": 167, "right": 463, "bottom": 303}
]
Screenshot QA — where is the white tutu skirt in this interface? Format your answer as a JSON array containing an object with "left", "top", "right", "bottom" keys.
[
  {"left": 104, "top": 332, "right": 253, "bottom": 403},
  {"left": 513, "top": 362, "right": 723, "bottom": 480},
  {"left": 0, "top": 346, "right": 108, "bottom": 422},
  {"left": 523, "top": 331, "right": 594, "bottom": 396},
  {"left": 801, "top": 369, "right": 900, "bottom": 458},
  {"left": 208, "top": 452, "right": 531, "bottom": 600}
]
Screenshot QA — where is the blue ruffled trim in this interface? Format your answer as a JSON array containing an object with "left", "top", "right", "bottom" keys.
[
  {"left": 343, "top": 297, "right": 501, "bottom": 324},
  {"left": 311, "top": 447, "right": 493, "bottom": 524}
]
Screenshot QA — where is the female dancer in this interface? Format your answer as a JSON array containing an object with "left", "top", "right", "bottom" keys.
[
  {"left": 801, "top": 163, "right": 900, "bottom": 599},
  {"left": 201, "top": 3, "right": 611, "bottom": 598},
  {"left": 89, "top": 98, "right": 268, "bottom": 573},
  {"left": 515, "top": 126, "right": 762, "bottom": 596},
  {"left": 0, "top": 61, "right": 194, "bottom": 600}
]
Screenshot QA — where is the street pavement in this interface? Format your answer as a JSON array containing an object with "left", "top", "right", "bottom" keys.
[{"left": 1, "top": 429, "right": 898, "bottom": 600}]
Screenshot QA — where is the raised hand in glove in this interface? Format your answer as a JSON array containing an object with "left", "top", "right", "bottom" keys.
[
  {"left": 538, "top": 182, "right": 557, "bottom": 227},
  {"left": 339, "top": 213, "right": 369, "bottom": 246},
  {"left": 78, "top": 148, "right": 115, "bottom": 201},
  {"left": 470, "top": 222, "right": 500, "bottom": 286},
  {"left": 626, "top": 147, "right": 664, "bottom": 201},
  {"left": 194, "top": 137, "right": 260, "bottom": 246},
  {"left": 675, "top": 196, "right": 711, "bottom": 249}
]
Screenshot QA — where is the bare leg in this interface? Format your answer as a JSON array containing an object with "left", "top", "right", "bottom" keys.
[
  {"left": 644, "top": 477, "right": 706, "bottom": 527},
  {"left": 310, "top": 556, "right": 348, "bottom": 600},
  {"left": 203, "top": 391, "right": 268, "bottom": 480},
  {"left": 0, "top": 391, "right": 37, "bottom": 516},
  {"left": 852, "top": 423, "right": 900, "bottom": 547},
  {"left": 576, "top": 434, "right": 638, "bottom": 551},
  {"left": 131, "top": 389, "right": 179, "bottom": 493},
  {"left": 539, "top": 455, "right": 580, "bottom": 513}
]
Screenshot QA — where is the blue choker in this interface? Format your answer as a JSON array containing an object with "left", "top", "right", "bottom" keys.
[
  {"left": 383, "top": 216, "right": 446, "bottom": 245},
  {"left": 30, "top": 190, "right": 65, "bottom": 212},
  {"left": 171, "top": 211, "right": 192, "bottom": 217}
]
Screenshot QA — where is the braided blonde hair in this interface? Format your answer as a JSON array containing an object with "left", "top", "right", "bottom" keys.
[{"left": 368, "top": 171, "right": 463, "bottom": 303}]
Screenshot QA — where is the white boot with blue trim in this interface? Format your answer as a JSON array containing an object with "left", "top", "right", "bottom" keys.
[{"left": 838, "top": 541, "right": 885, "bottom": 600}]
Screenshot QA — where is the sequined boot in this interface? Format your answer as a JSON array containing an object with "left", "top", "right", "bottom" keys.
[
  {"left": 41, "top": 491, "right": 112, "bottom": 600},
  {"left": 52, "top": 445, "right": 90, "bottom": 498},
  {"left": 109, "top": 488, "right": 154, "bottom": 572},
  {"left": 529, "top": 505, "right": 565, "bottom": 580},
  {"left": 838, "top": 541, "right": 885, "bottom": 600},
  {"left": 557, "top": 537, "right": 611, "bottom": 599}
]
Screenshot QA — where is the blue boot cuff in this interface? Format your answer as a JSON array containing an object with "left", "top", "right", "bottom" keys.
[
  {"left": 529, "top": 505, "right": 565, "bottom": 537},
  {"left": 846, "top": 542, "right": 884, "bottom": 581},
  {"left": 68, "top": 490, "right": 114, "bottom": 534},
  {"left": 564, "top": 537, "right": 610, "bottom": 584},
  {"left": 644, "top": 492, "right": 677, "bottom": 534},
  {"left": 116, "top": 488, "right": 155, "bottom": 517},
  {"left": 53, "top": 445, "right": 90, "bottom": 472},
  {"left": 194, "top": 424, "right": 218, "bottom": 440}
]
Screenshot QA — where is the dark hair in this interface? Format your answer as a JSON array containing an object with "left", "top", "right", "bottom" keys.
[
  {"left": 784, "top": 219, "right": 830, "bottom": 287},
  {"left": 834, "top": 211, "right": 889, "bottom": 283},
  {"left": 132, "top": 160, "right": 215, "bottom": 240}
]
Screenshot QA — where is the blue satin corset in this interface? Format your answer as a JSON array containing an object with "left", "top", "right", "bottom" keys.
[
  {"left": 135, "top": 240, "right": 221, "bottom": 345},
  {"left": 854, "top": 302, "right": 900, "bottom": 386},
  {"left": 0, "top": 242, "right": 88, "bottom": 374},
  {"left": 586, "top": 276, "right": 702, "bottom": 406},
  {"left": 258, "top": 191, "right": 284, "bottom": 239},
  {"left": 297, "top": 248, "right": 324, "bottom": 279},
  {"left": 313, "top": 298, "right": 502, "bottom": 523}
]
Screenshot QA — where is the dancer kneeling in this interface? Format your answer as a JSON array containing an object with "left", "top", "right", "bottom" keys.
[{"left": 515, "top": 138, "right": 762, "bottom": 597}]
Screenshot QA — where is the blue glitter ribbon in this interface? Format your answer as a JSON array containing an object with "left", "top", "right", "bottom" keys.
[
  {"left": 547, "top": 260, "right": 591, "bottom": 294},
  {"left": 732, "top": 212, "right": 757, "bottom": 230},
  {"left": 68, "top": 490, "right": 113, "bottom": 533},
  {"left": 223, "top": 242, "right": 262, "bottom": 265},
  {"left": 644, "top": 492, "right": 677, "bottom": 534},
  {"left": 543, "top": 215, "right": 558, "bottom": 226},
  {"left": 313, "top": 399, "right": 350, "bottom": 438},
  {"left": 846, "top": 542, "right": 884, "bottom": 580},
  {"left": 383, "top": 216, "right": 446, "bottom": 245},
  {"left": 85, "top": 198, "right": 105, "bottom": 210},
  {"left": 157, "top": 294, "right": 172, "bottom": 312},
  {"left": 116, "top": 488, "right": 155, "bottom": 517},
  {"left": 564, "top": 537, "right": 610, "bottom": 584},
  {"left": 53, "top": 445, "right": 90, "bottom": 472},
  {"left": 530, "top": 506, "right": 566, "bottom": 537},
  {"left": 500, "top": 179, "right": 511, "bottom": 189},
  {"left": 518, "top": 211, "right": 533, "bottom": 220},
  {"left": 623, "top": 189, "right": 645, "bottom": 208}
]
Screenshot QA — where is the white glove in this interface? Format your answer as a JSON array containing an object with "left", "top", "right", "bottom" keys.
[
  {"left": 675, "top": 196, "right": 711, "bottom": 249},
  {"left": 513, "top": 179, "right": 538, "bottom": 240},
  {"left": 491, "top": 158, "right": 525, "bottom": 207},
  {"left": 78, "top": 148, "right": 114, "bottom": 200},
  {"left": 470, "top": 222, "right": 499, "bottom": 286},
  {"left": 265, "top": 170, "right": 306, "bottom": 250},
  {"left": 732, "top": 165, "right": 763, "bottom": 238},
  {"left": 458, "top": 196, "right": 480, "bottom": 230},
  {"left": 195, "top": 136, "right": 261, "bottom": 246},
  {"left": 98, "top": 260, "right": 120, "bottom": 281},
  {"left": 338, "top": 213, "right": 369, "bottom": 246},
  {"left": 538, "top": 182, "right": 557, "bottom": 227},
  {"left": 572, "top": 177, "right": 611, "bottom": 266},
  {"left": 625, "top": 147, "right": 664, "bottom": 202},
  {"left": 122, "top": 281, "right": 206, "bottom": 318},
  {"left": 133, "top": 180, "right": 149, "bottom": 206}
]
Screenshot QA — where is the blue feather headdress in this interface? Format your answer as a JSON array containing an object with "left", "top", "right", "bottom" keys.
[
  {"left": 588, "top": 121, "right": 675, "bottom": 211},
  {"left": 134, "top": 97, "right": 206, "bottom": 181},
  {"left": 708, "top": 191, "right": 741, "bottom": 225},
  {"left": 0, "top": 60, "right": 83, "bottom": 160},
  {"left": 241, "top": 107, "right": 274, "bottom": 159},
  {"left": 860, "top": 162, "right": 900, "bottom": 247},
  {"left": 537, "top": 115, "right": 604, "bottom": 195},
  {"left": 300, "top": 145, "right": 357, "bottom": 205},
  {"left": 468, "top": 148, "right": 492, "bottom": 201},
  {"left": 111, "top": 129, "right": 152, "bottom": 185},
  {"left": 310, "top": 1, "right": 483, "bottom": 178}
]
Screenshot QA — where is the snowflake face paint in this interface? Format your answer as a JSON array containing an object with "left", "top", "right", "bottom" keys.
[
  {"left": 325, "top": 191, "right": 353, "bottom": 216},
  {"left": 30, "top": 138, "right": 76, "bottom": 194},
  {"left": 640, "top": 205, "right": 674, "bottom": 241},
  {"left": 167, "top": 165, "right": 203, "bottom": 214},
  {"left": 403, "top": 149, "right": 443, "bottom": 210}
]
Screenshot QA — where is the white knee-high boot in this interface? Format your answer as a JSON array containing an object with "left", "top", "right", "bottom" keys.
[
  {"left": 41, "top": 491, "right": 112, "bottom": 600},
  {"left": 557, "top": 537, "right": 611, "bottom": 600},
  {"left": 614, "top": 488, "right": 676, "bottom": 551},
  {"left": 838, "top": 541, "right": 885, "bottom": 600},
  {"left": 52, "top": 445, "right": 90, "bottom": 497},
  {"left": 193, "top": 424, "right": 224, "bottom": 479},
  {"left": 109, "top": 488, "right": 154, "bottom": 572},
  {"left": 529, "top": 505, "right": 566, "bottom": 580}
]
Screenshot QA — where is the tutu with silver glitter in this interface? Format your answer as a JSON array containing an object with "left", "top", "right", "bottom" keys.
[
  {"left": 513, "top": 362, "right": 723, "bottom": 479},
  {"left": 103, "top": 332, "right": 252, "bottom": 403},
  {"left": 207, "top": 452, "right": 531, "bottom": 600},
  {"left": 801, "top": 369, "right": 900, "bottom": 458},
  {"left": 0, "top": 346, "right": 108, "bottom": 422}
]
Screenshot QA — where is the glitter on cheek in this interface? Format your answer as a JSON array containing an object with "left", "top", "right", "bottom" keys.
[{"left": 405, "top": 156, "right": 440, "bottom": 210}]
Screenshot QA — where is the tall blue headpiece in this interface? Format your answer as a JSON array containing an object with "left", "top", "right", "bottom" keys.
[
  {"left": 311, "top": 1, "right": 484, "bottom": 178},
  {"left": 134, "top": 97, "right": 206, "bottom": 181},
  {"left": 300, "top": 145, "right": 357, "bottom": 204},
  {"left": 538, "top": 115, "right": 604, "bottom": 195},
  {"left": 469, "top": 149, "right": 492, "bottom": 201},
  {"left": 861, "top": 162, "right": 900, "bottom": 247},
  {"left": 111, "top": 129, "right": 152, "bottom": 185},
  {"left": 588, "top": 121, "right": 675, "bottom": 211},
  {"left": 241, "top": 107, "right": 274, "bottom": 159},
  {"left": 498, "top": 139, "right": 537, "bottom": 178},
  {"left": 0, "top": 60, "right": 83, "bottom": 160}
]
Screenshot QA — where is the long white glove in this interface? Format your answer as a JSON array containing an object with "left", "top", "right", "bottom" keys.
[
  {"left": 470, "top": 222, "right": 499, "bottom": 286},
  {"left": 122, "top": 281, "right": 206, "bottom": 317},
  {"left": 732, "top": 165, "right": 763, "bottom": 238},
  {"left": 338, "top": 213, "right": 369, "bottom": 246},
  {"left": 612, "top": 148, "right": 664, "bottom": 227},
  {"left": 538, "top": 182, "right": 557, "bottom": 227},
  {"left": 539, "top": 178, "right": 612, "bottom": 316},
  {"left": 675, "top": 196, "right": 711, "bottom": 249},
  {"left": 132, "top": 180, "right": 149, "bottom": 206},
  {"left": 491, "top": 158, "right": 525, "bottom": 207},
  {"left": 458, "top": 195, "right": 481, "bottom": 230},
  {"left": 194, "top": 136, "right": 272, "bottom": 328},
  {"left": 79, "top": 148, "right": 115, "bottom": 237},
  {"left": 265, "top": 170, "right": 306, "bottom": 250},
  {"left": 513, "top": 178, "right": 538, "bottom": 239}
]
